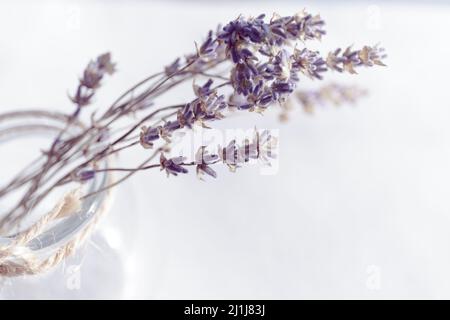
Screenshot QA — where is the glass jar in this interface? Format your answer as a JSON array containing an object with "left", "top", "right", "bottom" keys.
[{"left": 0, "top": 110, "right": 135, "bottom": 299}]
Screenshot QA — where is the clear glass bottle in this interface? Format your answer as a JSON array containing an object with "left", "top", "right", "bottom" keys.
[{"left": 0, "top": 110, "right": 133, "bottom": 299}]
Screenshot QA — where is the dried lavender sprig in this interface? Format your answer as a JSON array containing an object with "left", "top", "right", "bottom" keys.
[
  {"left": 218, "top": 11, "right": 325, "bottom": 63},
  {"left": 160, "top": 129, "right": 277, "bottom": 178},
  {"left": 281, "top": 83, "right": 367, "bottom": 118},
  {"left": 94, "top": 129, "right": 277, "bottom": 182},
  {"left": 70, "top": 53, "right": 116, "bottom": 115},
  {"left": 218, "top": 12, "right": 326, "bottom": 108},
  {"left": 326, "top": 45, "right": 387, "bottom": 74}
]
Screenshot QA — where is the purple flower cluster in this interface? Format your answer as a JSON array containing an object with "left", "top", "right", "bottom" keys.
[
  {"left": 73, "top": 168, "right": 96, "bottom": 182},
  {"left": 140, "top": 12, "right": 385, "bottom": 151},
  {"left": 218, "top": 13, "right": 387, "bottom": 115},
  {"left": 159, "top": 129, "right": 277, "bottom": 179},
  {"left": 140, "top": 79, "right": 227, "bottom": 148},
  {"left": 70, "top": 53, "right": 116, "bottom": 112},
  {"left": 217, "top": 12, "right": 325, "bottom": 61},
  {"left": 160, "top": 154, "right": 188, "bottom": 176},
  {"left": 217, "top": 12, "right": 327, "bottom": 110},
  {"left": 214, "top": 129, "right": 278, "bottom": 174}
]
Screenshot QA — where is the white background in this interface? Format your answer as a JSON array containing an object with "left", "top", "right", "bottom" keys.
[{"left": 1, "top": 0, "right": 450, "bottom": 299}]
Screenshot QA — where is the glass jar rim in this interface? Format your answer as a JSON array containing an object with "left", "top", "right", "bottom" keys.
[{"left": 0, "top": 110, "right": 110, "bottom": 254}]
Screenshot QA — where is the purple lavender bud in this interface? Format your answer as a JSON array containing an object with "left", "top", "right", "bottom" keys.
[
  {"left": 165, "top": 58, "right": 181, "bottom": 76},
  {"left": 194, "top": 79, "right": 214, "bottom": 98},
  {"left": 200, "top": 32, "right": 213, "bottom": 51},
  {"left": 197, "top": 164, "right": 217, "bottom": 178},
  {"left": 77, "top": 170, "right": 95, "bottom": 182},
  {"left": 258, "top": 92, "right": 274, "bottom": 105},
  {"left": 163, "top": 121, "right": 181, "bottom": 132},
  {"left": 240, "top": 48, "right": 253, "bottom": 59},
  {"left": 247, "top": 27, "right": 263, "bottom": 43},
  {"left": 271, "top": 82, "right": 294, "bottom": 94},
  {"left": 70, "top": 52, "right": 115, "bottom": 109},
  {"left": 253, "top": 80, "right": 263, "bottom": 96},
  {"left": 271, "top": 27, "right": 287, "bottom": 39},
  {"left": 143, "top": 126, "right": 160, "bottom": 142},
  {"left": 168, "top": 163, "right": 188, "bottom": 175},
  {"left": 81, "top": 64, "right": 104, "bottom": 89},
  {"left": 238, "top": 104, "right": 253, "bottom": 110},
  {"left": 96, "top": 52, "right": 116, "bottom": 75},
  {"left": 160, "top": 154, "right": 188, "bottom": 176},
  {"left": 230, "top": 47, "right": 240, "bottom": 63}
]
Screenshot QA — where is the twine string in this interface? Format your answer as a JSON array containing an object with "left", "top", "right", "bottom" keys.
[{"left": 0, "top": 175, "right": 113, "bottom": 277}]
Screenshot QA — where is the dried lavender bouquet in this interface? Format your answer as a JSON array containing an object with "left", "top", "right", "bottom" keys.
[{"left": 0, "top": 11, "right": 385, "bottom": 275}]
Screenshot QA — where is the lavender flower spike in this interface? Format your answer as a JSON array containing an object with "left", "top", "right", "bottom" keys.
[
  {"left": 160, "top": 154, "right": 188, "bottom": 177},
  {"left": 70, "top": 52, "right": 116, "bottom": 114}
]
